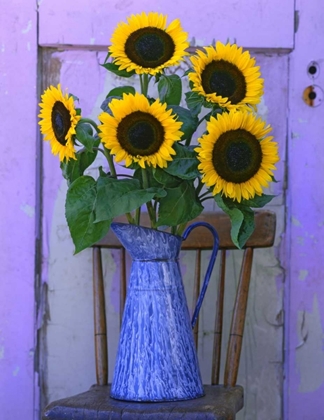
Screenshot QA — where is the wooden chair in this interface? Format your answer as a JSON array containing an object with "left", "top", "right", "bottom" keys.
[{"left": 43, "top": 210, "right": 276, "bottom": 420}]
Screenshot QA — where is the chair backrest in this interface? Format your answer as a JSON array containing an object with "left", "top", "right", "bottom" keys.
[{"left": 92, "top": 210, "right": 276, "bottom": 388}]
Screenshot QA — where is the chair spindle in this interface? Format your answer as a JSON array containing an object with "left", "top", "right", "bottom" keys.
[
  {"left": 192, "top": 249, "right": 201, "bottom": 349},
  {"left": 92, "top": 246, "right": 108, "bottom": 386},
  {"left": 224, "top": 247, "right": 254, "bottom": 387}
]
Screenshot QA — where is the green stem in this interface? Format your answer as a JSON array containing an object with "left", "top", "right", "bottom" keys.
[
  {"left": 198, "top": 190, "right": 211, "bottom": 200},
  {"left": 79, "top": 118, "right": 100, "bottom": 134},
  {"left": 125, "top": 212, "right": 136, "bottom": 224},
  {"left": 140, "top": 73, "right": 149, "bottom": 97},
  {"left": 196, "top": 179, "right": 205, "bottom": 196},
  {"left": 135, "top": 207, "right": 141, "bottom": 225},
  {"left": 102, "top": 146, "right": 117, "bottom": 178},
  {"left": 185, "top": 135, "right": 193, "bottom": 147},
  {"left": 200, "top": 196, "right": 214, "bottom": 203},
  {"left": 142, "top": 169, "right": 156, "bottom": 228},
  {"left": 176, "top": 222, "right": 188, "bottom": 236}
]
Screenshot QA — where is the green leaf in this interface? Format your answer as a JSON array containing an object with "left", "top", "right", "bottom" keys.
[
  {"left": 100, "top": 97, "right": 116, "bottom": 114},
  {"left": 241, "top": 194, "right": 275, "bottom": 208},
  {"left": 106, "top": 86, "right": 135, "bottom": 98},
  {"left": 146, "top": 187, "right": 167, "bottom": 198},
  {"left": 103, "top": 51, "right": 111, "bottom": 64},
  {"left": 182, "top": 68, "right": 193, "bottom": 77},
  {"left": 60, "top": 139, "right": 100, "bottom": 186},
  {"left": 65, "top": 176, "right": 111, "bottom": 254},
  {"left": 164, "top": 143, "right": 200, "bottom": 180},
  {"left": 101, "top": 62, "right": 135, "bottom": 78},
  {"left": 214, "top": 194, "right": 255, "bottom": 248},
  {"left": 158, "top": 74, "right": 182, "bottom": 106},
  {"left": 95, "top": 177, "right": 159, "bottom": 222},
  {"left": 153, "top": 167, "right": 182, "bottom": 188},
  {"left": 185, "top": 91, "right": 204, "bottom": 117},
  {"left": 168, "top": 105, "right": 199, "bottom": 142},
  {"left": 69, "top": 93, "right": 79, "bottom": 102},
  {"left": 157, "top": 181, "right": 203, "bottom": 227},
  {"left": 75, "top": 123, "right": 96, "bottom": 152}
]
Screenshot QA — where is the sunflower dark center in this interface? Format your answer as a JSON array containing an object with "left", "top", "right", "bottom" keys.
[
  {"left": 117, "top": 111, "right": 165, "bottom": 156},
  {"left": 201, "top": 60, "right": 247, "bottom": 104},
  {"left": 51, "top": 101, "right": 71, "bottom": 146},
  {"left": 125, "top": 27, "right": 175, "bottom": 68},
  {"left": 212, "top": 129, "right": 262, "bottom": 183}
]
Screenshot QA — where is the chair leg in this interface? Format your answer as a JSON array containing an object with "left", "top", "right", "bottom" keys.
[
  {"left": 93, "top": 246, "right": 108, "bottom": 385},
  {"left": 212, "top": 250, "right": 226, "bottom": 385},
  {"left": 224, "top": 247, "right": 254, "bottom": 387}
]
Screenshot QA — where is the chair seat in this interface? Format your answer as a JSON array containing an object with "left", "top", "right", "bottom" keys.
[{"left": 43, "top": 384, "right": 243, "bottom": 420}]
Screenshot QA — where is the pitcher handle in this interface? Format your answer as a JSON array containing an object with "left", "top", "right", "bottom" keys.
[{"left": 182, "top": 221, "right": 219, "bottom": 329}]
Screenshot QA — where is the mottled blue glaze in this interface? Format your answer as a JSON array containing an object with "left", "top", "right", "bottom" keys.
[{"left": 110, "top": 222, "right": 219, "bottom": 402}]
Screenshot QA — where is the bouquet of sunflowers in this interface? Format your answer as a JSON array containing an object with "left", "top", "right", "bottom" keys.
[{"left": 39, "top": 12, "right": 279, "bottom": 254}]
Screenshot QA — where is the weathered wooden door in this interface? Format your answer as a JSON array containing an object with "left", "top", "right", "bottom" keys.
[{"left": 34, "top": 0, "right": 323, "bottom": 419}]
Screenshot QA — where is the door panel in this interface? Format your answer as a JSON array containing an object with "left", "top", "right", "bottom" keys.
[
  {"left": 38, "top": 0, "right": 294, "bottom": 49},
  {"left": 40, "top": 47, "right": 286, "bottom": 420}
]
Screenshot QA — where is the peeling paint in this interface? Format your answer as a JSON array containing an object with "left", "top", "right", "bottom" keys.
[
  {"left": 297, "top": 236, "right": 304, "bottom": 245},
  {"left": 296, "top": 295, "right": 324, "bottom": 393},
  {"left": 298, "top": 269, "right": 308, "bottom": 281},
  {"left": 21, "top": 20, "right": 32, "bottom": 34},
  {"left": 0, "top": 345, "right": 4, "bottom": 359},
  {"left": 257, "top": 96, "right": 269, "bottom": 118},
  {"left": 20, "top": 204, "right": 35, "bottom": 218},
  {"left": 90, "top": 37, "right": 95, "bottom": 45},
  {"left": 291, "top": 132, "right": 300, "bottom": 139},
  {"left": 1, "top": 43, "right": 4, "bottom": 52},
  {"left": 13, "top": 366, "right": 20, "bottom": 376},
  {"left": 292, "top": 216, "right": 302, "bottom": 227}
]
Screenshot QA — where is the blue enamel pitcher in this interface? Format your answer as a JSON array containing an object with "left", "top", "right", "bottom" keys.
[{"left": 110, "top": 221, "right": 219, "bottom": 402}]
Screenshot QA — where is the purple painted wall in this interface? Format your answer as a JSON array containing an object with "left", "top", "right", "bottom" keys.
[
  {"left": 286, "top": 1, "right": 324, "bottom": 418},
  {"left": 0, "top": 2, "right": 38, "bottom": 420}
]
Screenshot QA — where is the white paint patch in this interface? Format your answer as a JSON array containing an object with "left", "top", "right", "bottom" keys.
[
  {"left": 13, "top": 366, "right": 20, "bottom": 376},
  {"left": 90, "top": 38, "right": 96, "bottom": 45},
  {"left": 297, "top": 236, "right": 304, "bottom": 245},
  {"left": 296, "top": 295, "right": 324, "bottom": 393},
  {"left": 298, "top": 118, "right": 308, "bottom": 124},
  {"left": 298, "top": 269, "right": 308, "bottom": 281},
  {"left": 27, "top": 42, "right": 31, "bottom": 51},
  {"left": 292, "top": 216, "right": 302, "bottom": 227},
  {"left": 21, "top": 20, "right": 32, "bottom": 34},
  {"left": 1, "top": 43, "right": 4, "bottom": 53},
  {"left": 291, "top": 132, "right": 300, "bottom": 139},
  {"left": 0, "top": 346, "right": 4, "bottom": 359},
  {"left": 20, "top": 204, "right": 35, "bottom": 218},
  {"left": 257, "top": 96, "right": 268, "bottom": 118}
]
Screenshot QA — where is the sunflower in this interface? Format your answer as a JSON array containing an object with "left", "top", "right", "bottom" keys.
[
  {"left": 195, "top": 110, "right": 279, "bottom": 202},
  {"left": 109, "top": 12, "right": 189, "bottom": 75},
  {"left": 98, "top": 92, "right": 183, "bottom": 169},
  {"left": 189, "top": 42, "right": 264, "bottom": 111},
  {"left": 38, "top": 84, "right": 81, "bottom": 161}
]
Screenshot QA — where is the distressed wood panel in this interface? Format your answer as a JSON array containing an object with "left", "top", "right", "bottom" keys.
[
  {"left": 38, "top": 0, "right": 294, "bottom": 50},
  {"left": 0, "top": 2, "right": 38, "bottom": 419},
  {"left": 286, "top": 0, "right": 324, "bottom": 417},
  {"left": 41, "top": 49, "right": 286, "bottom": 419}
]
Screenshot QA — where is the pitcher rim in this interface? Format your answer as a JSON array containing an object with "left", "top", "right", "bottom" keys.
[{"left": 111, "top": 221, "right": 183, "bottom": 240}]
